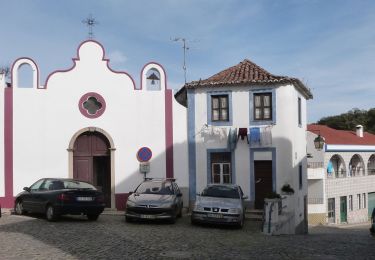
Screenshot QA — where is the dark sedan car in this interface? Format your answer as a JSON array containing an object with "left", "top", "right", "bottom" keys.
[
  {"left": 125, "top": 178, "right": 183, "bottom": 223},
  {"left": 14, "top": 178, "right": 105, "bottom": 221}
]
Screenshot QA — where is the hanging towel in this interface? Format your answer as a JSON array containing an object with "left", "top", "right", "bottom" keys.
[
  {"left": 250, "top": 127, "right": 261, "bottom": 146},
  {"left": 227, "top": 128, "right": 238, "bottom": 151},
  {"left": 327, "top": 161, "right": 334, "bottom": 175}
]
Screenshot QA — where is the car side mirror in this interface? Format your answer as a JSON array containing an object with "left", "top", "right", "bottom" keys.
[
  {"left": 242, "top": 195, "right": 248, "bottom": 200},
  {"left": 23, "top": 187, "right": 31, "bottom": 192},
  {"left": 128, "top": 191, "right": 134, "bottom": 195},
  {"left": 177, "top": 193, "right": 183, "bottom": 197}
]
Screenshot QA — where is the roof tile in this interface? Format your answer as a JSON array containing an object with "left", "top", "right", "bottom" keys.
[
  {"left": 184, "top": 59, "right": 312, "bottom": 99},
  {"left": 307, "top": 124, "right": 375, "bottom": 145}
]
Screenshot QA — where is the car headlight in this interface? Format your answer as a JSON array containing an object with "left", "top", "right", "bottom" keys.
[
  {"left": 126, "top": 200, "right": 136, "bottom": 207},
  {"left": 228, "top": 208, "right": 241, "bottom": 214},
  {"left": 160, "top": 202, "right": 174, "bottom": 208},
  {"left": 193, "top": 204, "right": 204, "bottom": 211}
]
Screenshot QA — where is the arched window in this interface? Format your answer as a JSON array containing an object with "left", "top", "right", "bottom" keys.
[
  {"left": 327, "top": 154, "right": 346, "bottom": 178},
  {"left": 349, "top": 154, "right": 365, "bottom": 177},
  {"left": 146, "top": 68, "right": 161, "bottom": 91},
  {"left": 368, "top": 154, "right": 375, "bottom": 175},
  {"left": 17, "top": 63, "right": 33, "bottom": 88}
]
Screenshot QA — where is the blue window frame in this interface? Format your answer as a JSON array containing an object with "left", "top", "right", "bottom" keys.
[
  {"left": 298, "top": 97, "right": 302, "bottom": 127},
  {"left": 207, "top": 149, "right": 235, "bottom": 184},
  {"left": 249, "top": 88, "right": 276, "bottom": 125},
  {"left": 207, "top": 91, "right": 233, "bottom": 126}
]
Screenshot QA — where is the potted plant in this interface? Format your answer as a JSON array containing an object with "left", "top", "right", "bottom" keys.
[
  {"left": 281, "top": 184, "right": 294, "bottom": 195},
  {"left": 264, "top": 191, "right": 281, "bottom": 199}
]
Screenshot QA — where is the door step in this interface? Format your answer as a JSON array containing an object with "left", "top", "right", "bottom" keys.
[{"left": 245, "top": 209, "right": 263, "bottom": 221}]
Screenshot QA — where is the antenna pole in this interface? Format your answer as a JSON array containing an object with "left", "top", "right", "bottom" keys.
[{"left": 172, "top": 37, "right": 189, "bottom": 84}]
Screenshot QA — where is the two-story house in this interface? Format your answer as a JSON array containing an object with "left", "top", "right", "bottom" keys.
[
  {"left": 175, "top": 59, "right": 313, "bottom": 233},
  {"left": 307, "top": 124, "right": 375, "bottom": 224}
]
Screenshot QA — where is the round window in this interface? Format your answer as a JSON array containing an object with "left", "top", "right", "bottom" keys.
[{"left": 79, "top": 92, "right": 106, "bottom": 118}]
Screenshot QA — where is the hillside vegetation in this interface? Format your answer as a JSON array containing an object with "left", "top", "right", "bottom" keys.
[{"left": 317, "top": 108, "right": 375, "bottom": 134}]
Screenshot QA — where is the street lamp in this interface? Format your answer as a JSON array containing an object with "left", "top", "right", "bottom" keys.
[{"left": 313, "top": 133, "right": 325, "bottom": 150}]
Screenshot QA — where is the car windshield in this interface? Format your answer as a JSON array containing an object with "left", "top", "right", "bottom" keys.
[
  {"left": 135, "top": 181, "right": 174, "bottom": 195},
  {"left": 201, "top": 186, "right": 239, "bottom": 199},
  {"left": 62, "top": 180, "right": 96, "bottom": 190}
]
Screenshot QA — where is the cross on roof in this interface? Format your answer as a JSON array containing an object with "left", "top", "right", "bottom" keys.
[{"left": 82, "top": 14, "right": 99, "bottom": 40}]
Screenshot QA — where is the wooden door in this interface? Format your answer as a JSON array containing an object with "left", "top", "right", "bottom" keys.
[
  {"left": 73, "top": 156, "right": 93, "bottom": 183},
  {"left": 73, "top": 132, "right": 110, "bottom": 206},
  {"left": 254, "top": 160, "right": 273, "bottom": 209}
]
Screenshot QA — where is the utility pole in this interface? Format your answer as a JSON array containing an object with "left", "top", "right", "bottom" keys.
[{"left": 171, "top": 37, "right": 190, "bottom": 84}]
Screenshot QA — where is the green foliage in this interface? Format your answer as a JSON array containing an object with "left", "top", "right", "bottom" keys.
[
  {"left": 281, "top": 184, "right": 294, "bottom": 194},
  {"left": 265, "top": 191, "right": 281, "bottom": 199},
  {"left": 317, "top": 108, "right": 375, "bottom": 134}
]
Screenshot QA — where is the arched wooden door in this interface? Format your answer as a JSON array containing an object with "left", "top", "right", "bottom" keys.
[{"left": 73, "top": 132, "right": 111, "bottom": 207}]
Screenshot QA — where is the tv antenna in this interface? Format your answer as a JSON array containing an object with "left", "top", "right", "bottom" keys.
[
  {"left": 171, "top": 37, "right": 190, "bottom": 84},
  {"left": 82, "top": 14, "right": 99, "bottom": 39}
]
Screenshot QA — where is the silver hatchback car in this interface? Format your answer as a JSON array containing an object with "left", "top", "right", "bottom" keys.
[
  {"left": 191, "top": 184, "right": 247, "bottom": 228},
  {"left": 125, "top": 178, "right": 183, "bottom": 223}
]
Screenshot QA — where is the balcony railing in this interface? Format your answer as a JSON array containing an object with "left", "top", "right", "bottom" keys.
[
  {"left": 327, "top": 170, "right": 346, "bottom": 178},
  {"left": 368, "top": 168, "right": 375, "bottom": 175},
  {"left": 308, "top": 197, "right": 324, "bottom": 204},
  {"left": 307, "top": 162, "right": 324, "bottom": 169}
]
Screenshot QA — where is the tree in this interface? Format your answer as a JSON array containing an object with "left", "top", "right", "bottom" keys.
[{"left": 317, "top": 108, "right": 375, "bottom": 134}]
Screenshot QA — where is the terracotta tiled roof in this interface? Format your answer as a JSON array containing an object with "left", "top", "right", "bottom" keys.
[
  {"left": 184, "top": 59, "right": 312, "bottom": 99},
  {"left": 307, "top": 124, "right": 375, "bottom": 145}
]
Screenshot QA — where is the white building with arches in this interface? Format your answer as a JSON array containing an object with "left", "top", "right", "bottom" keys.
[
  {"left": 307, "top": 124, "right": 375, "bottom": 224},
  {"left": 0, "top": 40, "right": 189, "bottom": 210}
]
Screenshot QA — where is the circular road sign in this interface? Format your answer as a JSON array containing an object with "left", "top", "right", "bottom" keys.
[{"left": 137, "top": 147, "right": 152, "bottom": 162}]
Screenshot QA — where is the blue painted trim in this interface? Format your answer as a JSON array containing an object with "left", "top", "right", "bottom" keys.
[
  {"left": 326, "top": 149, "right": 375, "bottom": 152},
  {"left": 298, "top": 96, "right": 302, "bottom": 128},
  {"left": 249, "top": 88, "right": 276, "bottom": 126},
  {"left": 187, "top": 89, "right": 196, "bottom": 202},
  {"left": 206, "top": 148, "right": 236, "bottom": 184},
  {"left": 207, "top": 90, "right": 233, "bottom": 126},
  {"left": 250, "top": 147, "right": 277, "bottom": 201}
]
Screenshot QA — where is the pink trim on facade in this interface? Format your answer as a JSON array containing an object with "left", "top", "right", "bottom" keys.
[
  {"left": 115, "top": 193, "right": 129, "bottom": 211},
  {"left": 44, "top": 40, "right": 137, "bottom": 90},
  {"left": 140, "top": 62, "right": 168, "bottom": 90},
  {"left": 11, "top": 57, "right": 40, "bottom": 89},
  {"left": 2, "top": 87, "right": 13, "bottom": 208},
  {"left": 165, "top": 89, "right": 174, "bottom": 178}
]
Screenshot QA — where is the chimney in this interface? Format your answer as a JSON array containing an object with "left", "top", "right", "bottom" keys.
[{"left": 356, "top": 125, "right": 363, "bottom": 138}]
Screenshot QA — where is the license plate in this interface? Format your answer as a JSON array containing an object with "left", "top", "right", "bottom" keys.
[
  {"left": 207, "top": 213, "right": 223, "bottom": 218},
  {"left": 140, "top": 214, "right": 156, "bottom": 219},
  {"left": 76, "top": 197, "right": 93, "bottom": 201}
]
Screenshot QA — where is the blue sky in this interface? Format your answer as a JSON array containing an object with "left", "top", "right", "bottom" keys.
[{"left": 1, "top": 0, "right": 375, "bottom": 123}]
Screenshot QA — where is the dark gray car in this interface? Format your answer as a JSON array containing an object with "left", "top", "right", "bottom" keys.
[
  {"left": 125, "top": 178, "right": 183, "bottom": 223},
  {"left": 191, "top": 184, "right": 247, "bottom": 228}
]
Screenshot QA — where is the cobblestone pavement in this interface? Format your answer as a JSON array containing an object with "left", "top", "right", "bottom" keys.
[{"left": 0, "top": 212, "right": 373, "bottom": 260}]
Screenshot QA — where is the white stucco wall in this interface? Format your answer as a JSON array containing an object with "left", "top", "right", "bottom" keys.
[
  {"left": 11, "top": 41, "right": 188, "bottom": 199},
  {"left": 193, "top": 83, "right": 309, "bottom": 228},
  {"left": 172, "top": 93, "right": 189, "bottom": 196}
]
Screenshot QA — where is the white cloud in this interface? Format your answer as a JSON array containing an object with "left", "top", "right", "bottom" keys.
[{"left": 107, "top": 50, "right": 128, "bottom": 65}]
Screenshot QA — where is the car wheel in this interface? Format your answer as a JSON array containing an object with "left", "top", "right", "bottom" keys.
[
  {"left": 15, "top": 200, "right": 26, "bottom": 215},
  {"left": 190, "top": 216, "right": 198, "bottom": 225},
  {"left": 237, "top": 215, "right": 244, "bottom": 229},
  {"left": 169, "top": 215, "right": 176, "bottom": 224},
  {"left": 87, "top": 214, "right": 99, "bottom": 221},
  {"left": 177, "top": 205, "right": 183, "bottom": 218},
  {"left": 46, "top": 205, "right": 58, "bottom": 222}
]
